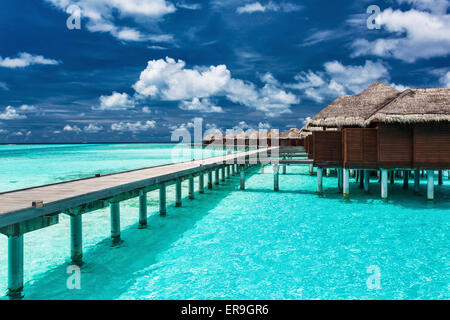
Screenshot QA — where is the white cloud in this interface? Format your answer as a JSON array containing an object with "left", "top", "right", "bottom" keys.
[
  {"left": 287, "top": 60, "right": 394, "bottom": 102},
  {"left": 179, "top": 98, "right": 223, "bottom": 113},
  {"left": 63, "top": 124, "right": 82, "bottom": 133},
  {"left": 176, "top": 2, "right": 202, "bottom": 10},
  {"left": 44, "top": 0, "right": 175, "bottom": 42},
  {"left": 133, "top": 57, "right": 298, "bottom": 116},
  {"left": 0, "top": 106, "right": 27, "bottom": 120},
  {"left": 351, "top": 7, "right": 450, "bottom": 62},
  {"left": 236, "top": 1, "right": 302, "bottom": 14},
  {"left": 84, "top": 123, "right": 103, "bottom": 133},
  {"left": 142, "top": 106, "right": 152, "bottom": 113},
  {"left": 19, "top": 104, "right": 37, "bottom": 112},
  {"left": 396, "top": 0, "right": 449, "bottom": 14},
  {"left": 111, "top": 120, "right": 156, "bottom": 133},
  {"left": 97, "top": 92, "right": 135, "bottom": 110},
  {"left": 440, "top": 71, "right": 450, "bottom": 87},
  {"left": 0, "top": 52, "right": 60, "bottom": 68}
]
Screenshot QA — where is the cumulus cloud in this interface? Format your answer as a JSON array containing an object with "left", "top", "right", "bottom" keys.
[
  {"left": 97, "top": 92, "right": 135, "bottom": 110},
  {"left": 286, "top": 60, "right": 397, "bottom": 102},
  {"left": 179, "top": 98, "right": 223, "bottom": 113},
  {"left": 440, "top": 71, "right": 450, "bottom": 87},
  {"left": 84, "top": 123, "right": 104, "bottom": 133},
  {"left": 63, "top": 124, "right": 82, "bottom": 133},
  {"left": 236, "top": 1, "right": 302, "bottom": 14},
  {"left": 133, "top": 57, "right": 298, "bottom": 116},
  {"left": 111, "top": 120, "right": 156, "bottom": 133},
  {"left": 19, "top": 104, "right": 37, "bottom": 112},
  {"left": 351, "top": 6, "right": 450, "bottom": 62},
  {"left": 0, "top": 52, "right": 60, "bottom": 68},
  {"left": 0, "top": 106, "right": 27, "bottom": 120},
  {"left": 44, "top": 0, "right": 175, "bottom": 42}
]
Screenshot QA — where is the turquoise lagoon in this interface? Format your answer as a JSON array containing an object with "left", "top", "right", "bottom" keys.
[{"left": 0, "top": 144, "right": 448, "bottom": 299}]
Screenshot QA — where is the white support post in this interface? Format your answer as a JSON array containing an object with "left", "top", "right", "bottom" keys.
[
  {"left": 232, "top": 163, "right": 236, "bottom": 176},
  {"left": 326, "top": 168, "right": 330, "bottom": 177},
  {"left": 8, "top": 235, "right": 24, "bottom": 299},
  {"left": 221, "top": 167, "right": 225, "bottom": 182},
  {"left": 226, "top": 165, "right": 230, "bottom": 179},
  {"left": 199, "top": 173, "right": 204, "bottom": 194},
  {"left": 273, "top": 164, "right": 280, "bottom": 191},
  {"left": 260, "top": 164, "right": 265, "bottom": 174},
  {"left": 159, "top": 183, "right": 167, "bottom": 216},
  {"left": 317, "top": 168, "right": 323, "bottom": 194},
  {"left": 309, "top": 164, "right": 314, "bottom": 176},
  {"left": 343, "top": 169, "right": 350, "bottom": 198},
  {"left": 364, "top": 170, "right": 370, "bottom": 193},
  {"left": 175, "top": 179, "right": 182, "bottom": 207},
  {"left": 207, "top": 170, "right": 213, "bottom": 189},
  {"left": 138, "top": 191, "right": 147, "bottom": 228},
  {"left": 240, "top": 167, "right": 245, "bottom": 190},
  {"left": 427, "top": 170, "right": 434, "bottom": 200},
  {"left": 381, "top": 169, "right": 388, "bottom": 200},
  {"left": 110, "top": 201, "right": 121, "bottom": 244},
  {"left": 189, "top": 176, "right": 194, "bottom": 199},
  {"left": 282, "top": 164, "right": 286, "bottom": 175}
]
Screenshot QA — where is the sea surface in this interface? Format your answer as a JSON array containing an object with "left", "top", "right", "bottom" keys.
[{"left": 0, "top": 143, "right": 448, "bottom": 299}]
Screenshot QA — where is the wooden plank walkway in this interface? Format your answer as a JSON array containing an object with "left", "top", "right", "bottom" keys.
[{"left": 0, "top": 147, "right": 277, "bottom": 228}]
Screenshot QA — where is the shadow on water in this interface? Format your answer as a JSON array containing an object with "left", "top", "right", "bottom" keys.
[
  {"left": 20, "top": 175, "right": 244, "bottom": 300},
  {"left": 246, "top": 175, "right": 450, "bottom": 211}
]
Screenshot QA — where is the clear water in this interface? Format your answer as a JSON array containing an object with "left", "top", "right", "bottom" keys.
[{"left": 0, "top": 144, "right": 448, "bottom": 300}]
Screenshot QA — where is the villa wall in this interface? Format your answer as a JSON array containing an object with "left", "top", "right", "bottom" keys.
[
  {"left": 343, "top": 128, "right": 378, "bottom": 169},
  {"left": 313, "top": 131, "right": 343, "bottom": 168}
]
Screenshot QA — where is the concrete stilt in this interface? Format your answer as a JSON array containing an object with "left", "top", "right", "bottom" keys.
[
  {"left": 240, "top": 167, "right": 245, "bottom": 190},
  {"left": 199, "top": 173, "right": 204, "bottom": 194},
  {"left": 138, "top": 191, "right": 147, "bottom": 228},
  {"left": 110, "top": 201, "right": 121, "bottom": 244},
  {"left": 282, "top": 164, "right": 286, "bottom": 175},
  {"left": 159, "top": 183, "right": 167, "bottom": 216},
  {"left": 221, "top": 167, "right": 225, "bottom": 182},
  {"left": 414, "top": 169, "right": 420, "bottom": 193},
  {"left": 226, "top": 165, "right": 230, "bottom": 179},
  {"left": 309, "top": 164, "right": 313, "bottom": 176},
  {"left": 427, "top": 170, "right": 434, "bottom": 200},
  {"left": 390, "top": 171, "right": 395, "bottom": 184},
  {"left": 232, "top": 163, "right": 236, "bottom": 175},
  {"left": 438, "top": 170, "right": 443, "bottom": 185},
  {"left": 260, "top": 164, "right": 265, "bottom": 174},
  {"left": 175, "top": 179, "right": 182, "bottom": 207},
  {"left": 326, "top": 168, "right": 330, "bottom": 177},
  {"left": 207, "top": 171, "right": 213, "bottom": 189},
  {"left": 273, "top": 164, "right": 280, "bottom": 191},
  {"left": 215, "top": 168, "right": 220, "bottom": 185},
  {"left": 69, "top": 214, "right": 83, "bottom": 265},
  {"left": 8, "top": 235, "right": 23, "bottom": 299},
  {"left": 317, "top": 168, "right": 323, "bottom": 194},
  {"left": 403, "top": 170, "right": 409, "bottom": 189},
  {"left": 338, "top": 169, "right": 343, "bottom": 191},
  {"left": 381, "top": 169, "right": 388, "bottom": 200},
  {"left": 350, "top": 170, "right": 354, "bottom": 178},
  {"left": 343, "top": 169, "right": 349, "bottom": 198},
  {"left": 359, "top": 170, "right": 364, "bottom": 189},
  {"left": 364, "top": 170, "right": 370, "bottom": 193},
  {"left": 189, "top": 176, "right": 195, "bottom": 199}
]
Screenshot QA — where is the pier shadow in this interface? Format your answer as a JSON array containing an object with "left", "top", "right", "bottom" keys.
[{"left": 15, "top": 175, "right": 245, "bottom": 300}]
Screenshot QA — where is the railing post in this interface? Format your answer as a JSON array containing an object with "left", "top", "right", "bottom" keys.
[
  {"left": 110, "top": 201, "right": 121, "bottom": 245},
  {"left": 8, "top": 234, "right": 24, "bottom": 299},
  {"left": 70, "top": 214, "right": 83, "bottom": 264}
]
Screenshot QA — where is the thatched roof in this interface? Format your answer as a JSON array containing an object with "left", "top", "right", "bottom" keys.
[
  {"left": 367, "top": 88, "right": 450, "bottom": 124},
  {"left": 280, "top": 128, "right": 302, "bottom": 139},
  {"left": 309, "top": 81, "right": 400, "bottom": 128}
]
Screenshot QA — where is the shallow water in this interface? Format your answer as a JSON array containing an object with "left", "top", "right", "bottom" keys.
[{"left": 0, "top": 144, "right": 448, "bottom": 299}]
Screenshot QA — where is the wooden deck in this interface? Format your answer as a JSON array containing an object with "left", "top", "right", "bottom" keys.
[{"left": 0, "top": 147, "right": 276, "bottom": 228}]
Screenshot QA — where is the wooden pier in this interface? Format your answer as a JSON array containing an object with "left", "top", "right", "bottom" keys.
[{"left": 1, "top": 147, "right": 284, "bottom": 298}]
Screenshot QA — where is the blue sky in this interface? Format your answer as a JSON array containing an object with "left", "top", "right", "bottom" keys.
[{"left": 0, "top": 0, "right": 449, "bottom": 142}]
